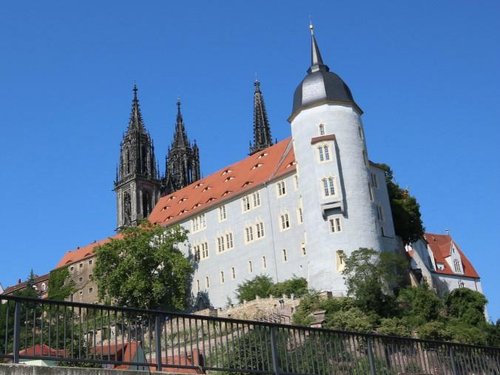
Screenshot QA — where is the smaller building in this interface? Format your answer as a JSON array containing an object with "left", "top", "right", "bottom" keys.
[
  {"left": 407, "top": 233, "right": 482, "bottom": 296},
  {"left": 2, "top": 274, "right": 49, "bottom": 299}
]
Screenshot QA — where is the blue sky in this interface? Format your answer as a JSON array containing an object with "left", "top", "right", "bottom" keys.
[{"left": 1, "top": 1, "right": 499, "bottom": 320}]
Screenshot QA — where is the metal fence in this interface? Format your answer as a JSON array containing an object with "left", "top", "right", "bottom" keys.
[{"left": 0, "top": 295, "right": 499, "bottom": 374}]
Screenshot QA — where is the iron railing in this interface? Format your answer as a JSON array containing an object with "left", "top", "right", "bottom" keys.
[{"left": 0, "top": 295, "right": 499, "bottom": 374}]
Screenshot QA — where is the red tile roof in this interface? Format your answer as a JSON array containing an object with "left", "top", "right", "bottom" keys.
[
  {"left": 149, "top": 137, "right": 296, "bottom": 226},
  {"left": 424, "top": 233, "right": 480, "bottom": 279},
  {"left": 17, "top": 344, "right": 67, "bottom": 358},
  {"left": 55, "top": 235, "right": 120, "bottom": 269},
  {"left": 53, "top": 139, "right": 295, "bottom": 270}
]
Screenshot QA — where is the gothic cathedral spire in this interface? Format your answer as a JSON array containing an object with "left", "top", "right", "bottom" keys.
[
  {"left": 249, "top": 80, "right": 273, "bottom": 155},
  {"left": 162, "top": 100, "right": 201, "bottom": 194},
  {"left": 115, "top": 85, "right": 161, "bottom": 229}
]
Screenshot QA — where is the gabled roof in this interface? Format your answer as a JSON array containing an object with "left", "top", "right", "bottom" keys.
[
  {"left": 55, "top": 235, "right": 120, "bottom": 269},
  {"left": 424, "top": 233, "right": 480, "bottom": 279},
  {"left": 149, "top": 137, "right": 296, "bottom": 226}
]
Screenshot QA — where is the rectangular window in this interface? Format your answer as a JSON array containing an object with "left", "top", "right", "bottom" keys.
[
  {"left": 218, "top": 205, "right": 227, "bottom": 221},
  {"left": 192, "top": 214, "right": 207, "bottom": 232},
  {"left": 377, "top": 205, "right": 384, "bottom": 221},
  {"left": 217, "top": 236, "right": 226, "bottom": 253},
  {"left": 262, "top": 256, "right": 267, "bottom": 269},
  {"left": 226, "top": 232, "right": 234, "bottom": 249},
  {"left": 220, "top": 271, "right": 225, "bottom": 284},
  {"left": 280, "top": 213, "right": 290, "bottom": 230},
  {"left": 196, "top": 280, "right": 200, "bottom": 292},
  {"left": 301, "top": 243, "right": 306, "bottom": 256},
  {"left": 282, "top": 249, "right": 288, "bottom": 262},
  {"left": 322, "top": 177, "right": 336, "bottom": 197},
  {"left": 368, "top": 183, "right": 374, "bottom": 201},
  {"left": 193, "top": 245, "right": 201, "bottom": 261},
  {"left": 277, "top": 181, "right": 286, "bottom": 197},
  {"left": 297, "top": 207, "right": 303, "bottom": 224},
  {"left": 318, "top": 145, "right": 331, "bottom": 162},
  {"left": 330, "top": 217, "right": 342, "bottom": 233},
  {"left": 256, "top": 222, "right": 265, "bottom": 238},
  {"left": 294, "top": 175, "right": 299, "bottom": 190},
  {"left": 252, "top": 192, "right": 261, "bottom": 207},
  {"left": 201, "top": 242, "right": 209, "bottom": 259},
  {"left": 245, "top": 226, "right": 254, "bottom": 242},
  {"left": 363, "top": 150, "right": 369, "bottom": 167},
  {"left": 231, "top": 267, "right": 236, "bottom": 280},
  {"left": 336, "top": 250, "right": 346, "bottom": 272},
  {"left": 248, "top": 260, "right": 253, "bottom": 273},
  {"left": 205, "top": 276, "right": 210, "bottom": 288},
  {"left": 242, "top": 196, "right": 251, "bottom": 212},
  {"left": 371, "top": 173, "right": 378, "bottom": 188}
]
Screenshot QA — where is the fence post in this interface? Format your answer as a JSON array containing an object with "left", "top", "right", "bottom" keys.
[
  {"left": 12, "top": 301, "right": 21, "bottom": 364},
  {"left": 155, "top": 315, "right": 162, "bottom": 372},
  {"left": 270, "top": 327, "right": 281, "bottom": 375},
  {"left": 367, "top": 337, "right": 377, "bottom": 375},
  {"left": 449, "top": 346, "right": 458, "bottom": 375}
]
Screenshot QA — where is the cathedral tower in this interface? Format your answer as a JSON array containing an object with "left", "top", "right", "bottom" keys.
[
  {"left": 162, "top": 100, "right": 200, "bottom": 194},
  {"left": 289, "top": 26, "right": 386, "bottom": 293},
  {"left": 115, "top": 85, "right": 161, "bottom": 229},
  {"left": 249, "top": 80, "right": 273, "bottom": 154}
]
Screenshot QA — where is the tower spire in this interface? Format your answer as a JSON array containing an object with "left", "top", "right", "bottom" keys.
[
  {"left": 308, "top": 23, "right": 329, "bottom": 73},
  {"left": 128, "top": 84, "right": 146, "bottom": 132},
  {"left": 162, "top": 100, "right": 201, "bottom": 195},
  {"left": 249, "top": 79, "right": 273, "bottom": 155}
]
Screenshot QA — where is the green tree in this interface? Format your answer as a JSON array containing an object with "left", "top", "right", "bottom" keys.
[
  {"left": 445, "top": 288, "right": 487, "bottom": 326},
  {"left": 48, "top": 267, "right": 75, "bottom": 301},
  {"left": 270, "top": 277, "right": 308, "bottom": 298},
  {"left": 94, "top": 222, "right": 193, "bottom": 310},
  {"left": 236, "top": 275, "right": 274, "bottom": 303},
  {"left": 342, "top": 248, "right": 408, "bottom": 317},
  {"left": 376, "top": 163, "right": 424, "bottom": 243},
  {"left": 396, "top": 284, "right": 443, "bottom": 327}
]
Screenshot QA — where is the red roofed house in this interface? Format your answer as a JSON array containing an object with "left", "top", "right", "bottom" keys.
[{"left": 406, "top": 233, "right": 482, "bottom": 297}]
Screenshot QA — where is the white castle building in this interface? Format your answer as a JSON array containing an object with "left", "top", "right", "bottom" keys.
[
  {"left": 145, "top": 27, "right": 399, "bottom": 307},
  {"left": 51, "top": 27, "right": 481, "bottom": 308}
]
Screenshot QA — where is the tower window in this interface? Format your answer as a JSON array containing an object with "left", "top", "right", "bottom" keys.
[
  {"left": 205, "top": 276, "right": 210, "bottom": 289},
  {"left": 231, "top": 267, "right": 236, "bottom": 280},
  {"left": 248, "top": 260, "right": 253, "bottom": 273},
  {"left": 220, "top": 271, "right": 225, "bottom": 284},
  {"left": 371, "top": 173, "right": 378, "bottom": 188},
  {"left": 336, "top": 250, "right": 346, "bottom": 272},
  {"left": 282, "top": 249, "right": 288, "bottom": 262},
  {"left": 322, "top": 177, "right": 336, "bottom": 197},
  {"left": 262, "top": 256, "right": 267, "bottom": 269},
  {"left": 319, "top": 124, "right": 325, "bottom": 135},
  {"left": 330, "top": 217, "right": 342, "bottom": 233},
  {"left": 318, "top": 144, "right": 331, "bottom": 162}
]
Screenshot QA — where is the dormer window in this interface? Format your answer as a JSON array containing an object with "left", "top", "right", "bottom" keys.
[
  {"left": 453, "top": 259, "right": 462, "bottom": 273},
  {"left": 437, "top": 263, "right": 445, "bottom": 271},
  {"left": 221, "top": 169, "right": 232, "bottom": 176},
  {"left": 258, "top": 152, "right": 268, "bottom": 159}
]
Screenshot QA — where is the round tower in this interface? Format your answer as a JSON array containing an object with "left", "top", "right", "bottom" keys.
[{"left": 289, "top": 26, "right": 383, "bottom": 294}]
